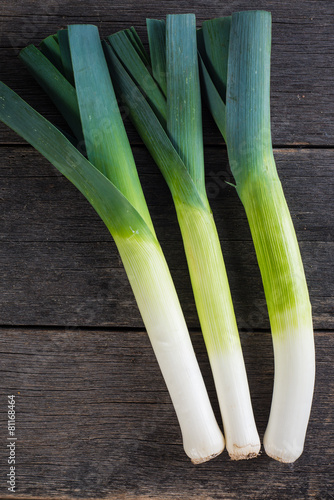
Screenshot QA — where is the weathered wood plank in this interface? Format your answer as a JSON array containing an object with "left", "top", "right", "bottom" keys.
[
  {"left": 0, "top": 327, "right": 332, "bottom": 499},
  {"left": 0, "top": 147, "right": 333, "bottom": 329},
  {"left": 0, "top": 1, "right": 332, "bottom": 499},
  {"left": 0, "top": 0, "right": 333, "bottom": 146}
]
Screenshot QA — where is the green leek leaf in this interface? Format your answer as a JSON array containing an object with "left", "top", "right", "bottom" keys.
[
  {"left": 201, "top": 17, "right": 231, "bottom": 100},
  {"left": 166, "top": 14, "right": 205, "bottom": 199},
  {"left": 39, "top": 34, "right": 64, "bottom": 75},
  {"left": 146, "top": 19, "right": 167, "bottom": 96},
  {"left": 126, "top": 27, "right": 151, "bottom": 66},
  {"left": 198, "top": 52, "right": 226, "bottom": 139},
  {"left": 57, "top": 29, "right": 75, "bottom": 85}
]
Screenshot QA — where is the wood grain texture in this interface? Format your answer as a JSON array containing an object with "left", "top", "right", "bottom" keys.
[
  {"left": 0, "top": 328, "right": 333, "bottom": 500},
  {"left": 0, "top": 147, "right": 333, "bottom": 329},
  {"left": 0, "top": 1, "right": 333, "bottom": 498},
  {"left": 0, "top": 0, "right": 334, "bottom": 146}
]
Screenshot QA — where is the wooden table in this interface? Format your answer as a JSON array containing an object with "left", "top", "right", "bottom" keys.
[{"left": 0, "top": 1, "right": 333, "bottom": 498}]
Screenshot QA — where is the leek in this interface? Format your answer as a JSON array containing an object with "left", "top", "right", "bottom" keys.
[
  {"left": 199, "top": 10, "right": 315, "bottom": 462},
  {"left": 0, "top": 24, "right": 225, "bottom": 464},
  {"left": 105, "top": 14, "right": 260, "bottom": 459}
]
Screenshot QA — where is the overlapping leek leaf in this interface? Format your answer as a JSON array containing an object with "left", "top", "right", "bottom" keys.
[
  {"left": 39, "top": 34, "right": 64, "bottom": 74},
  {"left": 57, "top": 29, "right": 74, "bottom": 85},
  {"left": 108, "top": 30, "right": 167, "bottom": 126},
  {"left": 19, "top": 44, "right": 83, "bottom": 142},
  {"left": 200, "top": 17, "right": 230, "bottom": 100},
  {"left": 147, "top": 19, "right": 167, "bottom": 96},
  {"left": 126, "top": 27, "right": 151, "bottom": 66},
  {"left": 105, "top": 14, "right": 260, "bottom": 460},
  {"left": 200, "top": 10, "right": 315, "bottom": 463},
  {"left": 166, "top": 15, "right": 205, "bottom": 198},
  {"left": 68, "top": 24, "right": 154, "bottom": 230},
  {"left": 197, "top": 29, "right": 226, "bottom": 138}
]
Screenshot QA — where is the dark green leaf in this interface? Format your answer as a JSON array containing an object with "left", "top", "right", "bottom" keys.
[
  {"left": 69, "top": 24, "right": 155, "bottom": 234},
  {"left": 0, "top": 82, "right": 155, "bottom": 242},
  {"left": 108, "top": 30, "right": 166, "bottom": 126},
  {"left": 201, "top": 17, "right": 231, "bottom": 101},
  {"left": 166, "top": 14, "right": 205, "bottom": 199},
  {"left": 147, "top": 19, "right": 167, "bottom": 96},
  {"left": 39, "top": 34, "right": 64, "bottom": 75},
  {"left": 57, "top": 29, "right": 74, "bottom": 85}
]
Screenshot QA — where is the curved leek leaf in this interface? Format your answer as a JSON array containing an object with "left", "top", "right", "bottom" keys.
[
  {"left": 19, "top": 44, "right": 83, "bottom": 143},
  {"left": 106, "top": 14, "right": 260, "bottom": 460},
  {"left": 108, "top": 30, "right": 167, "bottom": 126},
  {"left": 0, "top": 81, "right": 152, "bottom": 240}
]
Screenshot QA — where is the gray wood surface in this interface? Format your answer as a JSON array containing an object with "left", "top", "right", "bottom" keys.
[
  {"left": 0, "top": 328, "right": 333, "bottom": 500},
  {"left": 0, "top": 0, "right": 333, "bottom": 498}
]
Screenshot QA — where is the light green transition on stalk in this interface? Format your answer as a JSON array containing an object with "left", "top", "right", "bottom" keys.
[{"left": 198, "top": 10, "right": 312, "bottom": 339}]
